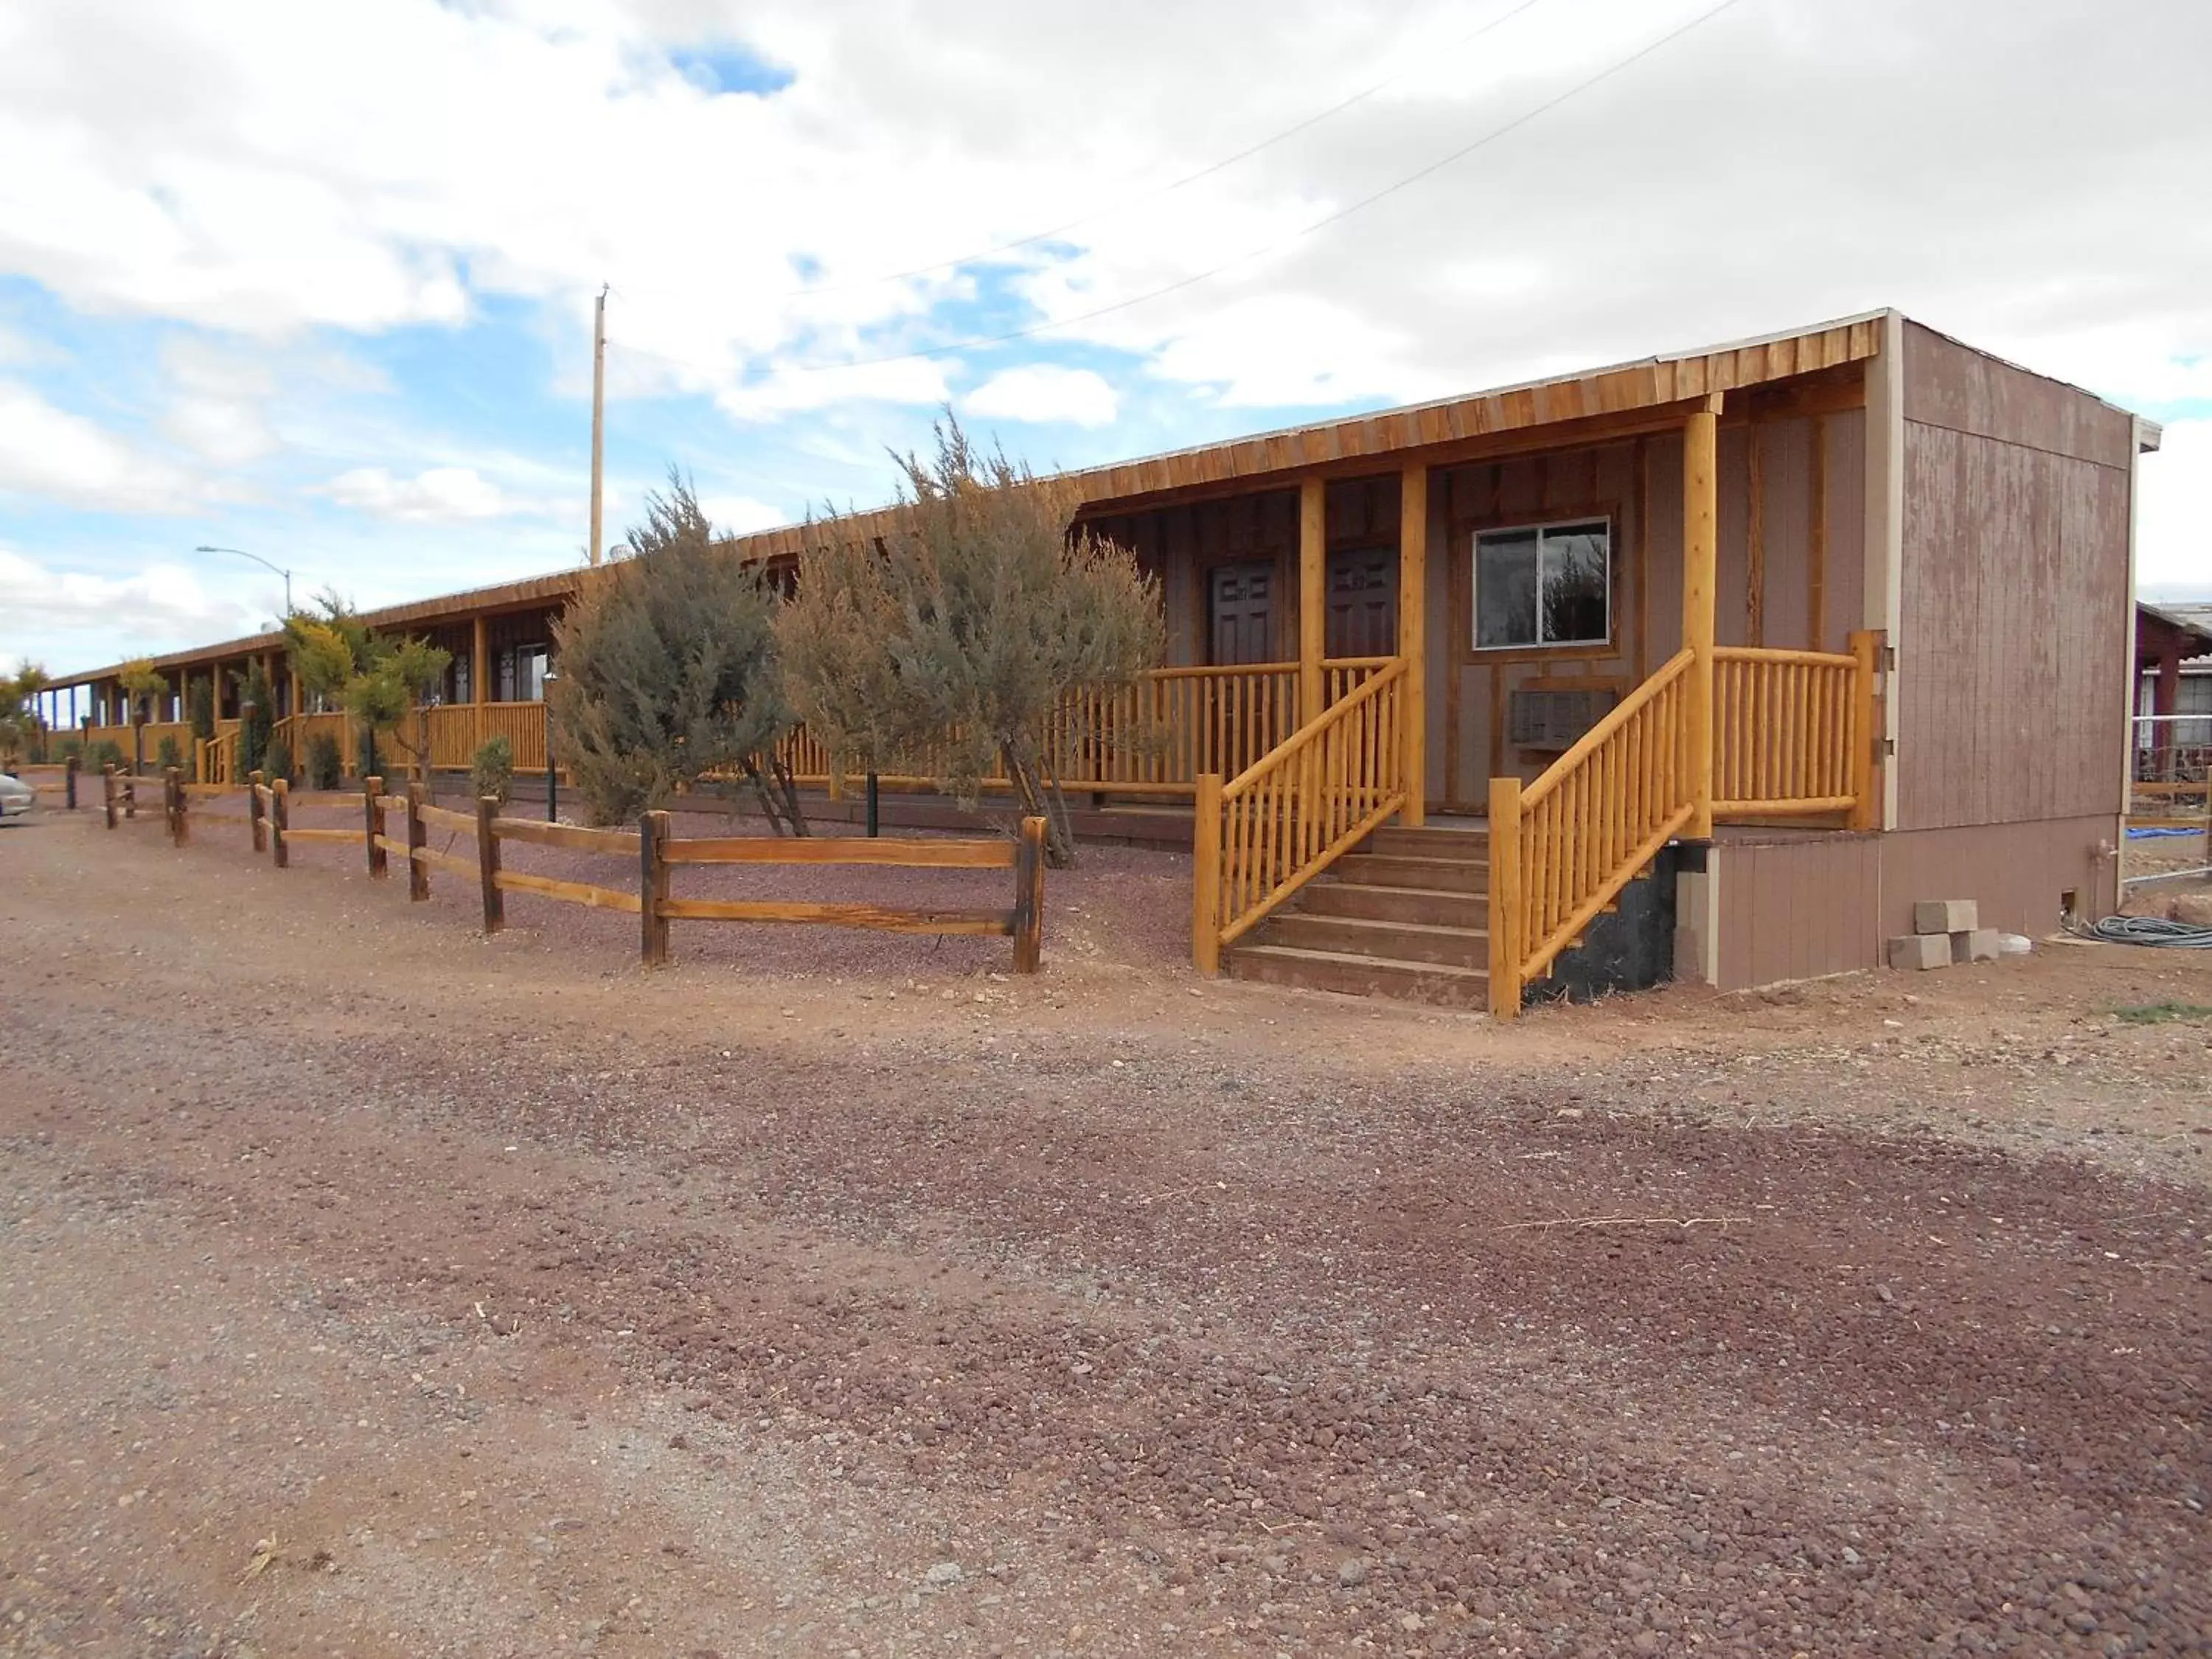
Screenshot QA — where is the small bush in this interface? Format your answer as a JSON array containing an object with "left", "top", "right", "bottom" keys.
[
  {"left": 156, "top": 734, "right": 184, "bottom": 772},
  {"left": 262, "top": 735, "right": 294, "bottom": 785},
  {"left": 56, "top": 735, "right": 83, "bottom": 765},
  {"left": 306, "top": 731, "right": 344, "bottom": 790},
  {"left": 470, "top": 734, "right": 514, "bottom": 808},
  {"left": 86, "top": 738, "right": 125, "bottom": 772}
]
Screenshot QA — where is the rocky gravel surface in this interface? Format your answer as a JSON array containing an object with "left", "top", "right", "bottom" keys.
[{"left": 1, "top": 806, "right": 2208, "bottom": 1656}]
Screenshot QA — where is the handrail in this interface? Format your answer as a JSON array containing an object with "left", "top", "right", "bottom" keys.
[
  {"left": 1193, "top": 657, "right": 1408, "bottom": 970},
  {"left": 1713, "top": 636, "right": 1875, "bottom": 822},
  {"left": 1489, "top": 651, "right": 1697, "bottom": 1016},
  {"left": 1522, "top": 649, "right": 1694, "bottom": 810},
  {"left": 1489, "top": 632, "right": 1879, "bottom": 1018}
]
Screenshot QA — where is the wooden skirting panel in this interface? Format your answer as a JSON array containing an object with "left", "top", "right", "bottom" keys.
[{"left": 1711, "top": 814, "right": 2121, "bottom": 992}]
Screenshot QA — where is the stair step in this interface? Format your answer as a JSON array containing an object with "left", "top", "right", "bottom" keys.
[
  {"left": 1259, "top": 911, "right": 1486, "bottom": 967},
  {"left": 1329, "top": 852, "right": 1489, "bottom": 892},
  {"left": 1365, "top": 824, "right": 1490, "bottom": 860},
  {"left": 1298, "top": 882, "right": 1486, "bottom": 928},
  {"left": 1224, "top": 944, "right": 1489, "bottom": 1009}
]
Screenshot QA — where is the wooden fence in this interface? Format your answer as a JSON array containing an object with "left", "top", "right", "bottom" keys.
[{"left": 117, "top": 771, "right": 1050, "bottom": 973}]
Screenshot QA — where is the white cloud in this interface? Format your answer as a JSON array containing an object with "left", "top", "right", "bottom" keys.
[
  {"left": 324, "top": 465, "right": 558, "bottom": 523},
  {"left": 2137, "top": 420, "right": 2212, "bottom": 597},
  {"left": 696, "top": 492, "right": 787, "bottom": 535},
  {"left": 0, "top": 380, "right": 210, "bottom": 514},
  {"left": 0, "top": 546, "right": 254, "bottom": 645},
  {"left": 963, "top": 364, "right": 1119, "bottom": 428}
]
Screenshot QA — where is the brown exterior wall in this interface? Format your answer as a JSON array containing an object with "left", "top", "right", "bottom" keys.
[
  {"left": 1427, "top": 408, "right": 1864, "bottom": 809},
  {"left": 1711, "top": 813, "right": 2119, "bottom": 991},
  {"left": 1895, "top": 324, "right": 2136, "bottom": 831}
]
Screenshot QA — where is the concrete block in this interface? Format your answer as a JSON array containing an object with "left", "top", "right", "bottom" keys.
[
  {"left": 1952, "top": 928, "right": 2002, "bottom": 964},
  {"left": 1913, "top": 898, "right": 1978, "bottom": 935},
  {"left": 1888, "top": 933, "right": 1951, "bottom": 971}
]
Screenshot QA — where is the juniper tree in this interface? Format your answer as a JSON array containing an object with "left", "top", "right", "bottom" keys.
[
  {"left": 547, "top": 475, "right": 805, "bottom": 832},
  {"left": 117, "top": 658, "right": 168, "bottom": 773},
  {"left": 283, "top": 591, "right": 451, "bottom": 782},
  {"left": 778, "top": 414, "right": 1162, "bottom": 868}
]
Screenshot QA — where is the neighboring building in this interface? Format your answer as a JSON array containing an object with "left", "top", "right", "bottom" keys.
[
  {"left": 2135, "top": 601, "right": 2212, "bottom": 778},
  {"left": 42, "top": 310, "right": 2157, "bottom": 1013}
]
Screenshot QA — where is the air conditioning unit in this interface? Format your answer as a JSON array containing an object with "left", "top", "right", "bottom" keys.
[{"left": 1509, "top": 686, "right": 1615, "bottom": 751}]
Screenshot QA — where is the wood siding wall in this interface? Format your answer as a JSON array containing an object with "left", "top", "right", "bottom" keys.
[
  {"left": 1712, "top": 814, "right": 2118, "bottom": 991},
  {"left": 1896, "top": 324, "right": 2136, "bottom": 830},
  {"left": 1428, "top": 411, "right": 1865, "bottom": 809}
]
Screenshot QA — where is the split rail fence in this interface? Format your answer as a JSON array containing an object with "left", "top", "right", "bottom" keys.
[{"left": 108, "top": 770, "right": 1048, "bottom": 973}]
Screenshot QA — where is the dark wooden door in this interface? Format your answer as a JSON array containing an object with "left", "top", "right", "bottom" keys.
[
  {"left": 1326, "top": 547, "right": 1399, "bottom": 657},
  {"left": 1209, "top": 562, "right": 1276, "bottom": 664}
]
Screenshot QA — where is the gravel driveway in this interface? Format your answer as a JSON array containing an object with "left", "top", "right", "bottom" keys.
[{"left": 2, "top": 805, "right": 2207, "bottom": 1656}]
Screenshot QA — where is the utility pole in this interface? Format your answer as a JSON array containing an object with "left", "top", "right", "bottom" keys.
[{"left": 588, "top": 284, "right": 608, "bottom": 566}]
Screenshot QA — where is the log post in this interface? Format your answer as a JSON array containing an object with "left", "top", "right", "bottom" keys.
[
  {"left": 639, "top": 808, "right": 669, "bottom": 966},
  {"left": 365, "top": 774, "right": 386, "bottom": 877},
  {"left": 477, "top": 795, "right": 504, "bottom": 934},
  {"left": 102, "top": 765, "right": 118, "bottom": 830},
  {"left": 122, "top": 770, "right": 137, "bottom": 820},
  {"left": 1298, "top": 477, "right": 1326, "bottom": 725},
  {"left": 168, "top": 767, "right": 189, "bottom": 846},
  {"left": 1012, "top": 814, "right": 1046, "bottom": 973},
  {"left": 271, "top": 777, "right": 290, "bottom": 868},
  {"left": 1682, "top": 395, "right": 1721, "bottom": 840},
  {"left": 1397, "top": 462, "right": 1427, "bottom": 827},
  {"left": 65, "top": 752, "right": 78, "bottom": 810},
  {"left": 1487, "top": 774, "right": 1523, "bottom": 1019},
  {"left": 1192, "top": 771, "right": 1222, "bottom": 975},
  {"left": 1847, "top": 629, "right": 1880, "bottom": 833},
  {"left": 406, "top": 781, "right": 428, "bottom": 900},
  {"left": 248, "top": 769, "right": 265, "bottom": 852}
]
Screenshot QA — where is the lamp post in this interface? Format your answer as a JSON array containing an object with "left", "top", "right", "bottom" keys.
[
  {"left": 541, "top": 667, "right": 559, "bottom": 822},
  {"left": 195, "top": 545, "right": 294, "bottom": 617}
]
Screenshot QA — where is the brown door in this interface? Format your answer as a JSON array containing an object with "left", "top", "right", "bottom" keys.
[
  {"left": 1209, "top": 562, "right": 1276, "bottom": 664},
  {"left": 1326, "top": 546, "right": 1398, "bottom": 656}
]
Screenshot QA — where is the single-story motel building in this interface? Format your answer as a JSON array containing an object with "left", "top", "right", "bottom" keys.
[{"left": 43, "top": 310, "right": 2157, "bottom": 1016}]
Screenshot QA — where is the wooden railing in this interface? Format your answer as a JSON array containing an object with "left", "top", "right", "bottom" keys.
[
  {"left": 780, "top": 661, "right": 1357, "bottom": 799},
  {"left": 1488, "top": 632, "right": 1877, "bottom": 1018},
  {"left": 1489, "top": 650, "right": 1697, "bottom": 1016},
  {"left": 1714, "top": 638, "right": 1874, "bottom": 821},
  {"left": 1192, "top": 658, "right": 1408, "bottom": 970}
]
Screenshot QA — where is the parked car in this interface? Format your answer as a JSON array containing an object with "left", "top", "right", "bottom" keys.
[{"left": 0, "top": 771, "right": 34, "bottom": 820}]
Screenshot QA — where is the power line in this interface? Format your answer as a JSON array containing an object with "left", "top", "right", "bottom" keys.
[
  {"left": 787, "top": 0, "right": 1553, "bottom": 299},
  {"left": 796, "top": 0, "right": 1751, "bottom": 372},
  {"left": 607, "top": 0, "right": 1747, "bottom": 384}
]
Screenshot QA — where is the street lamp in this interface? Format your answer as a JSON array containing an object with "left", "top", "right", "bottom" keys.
[
  {"left": 541, "top": 667, "right": 559, "bottom": 822},
  {"left": 195, "top": 545, "right": 294, "bottom": 616}
]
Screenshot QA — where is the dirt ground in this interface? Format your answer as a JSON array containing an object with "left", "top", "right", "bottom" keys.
[{"left": 2, "top": 804, "right": 2208, "bottom": 1658}]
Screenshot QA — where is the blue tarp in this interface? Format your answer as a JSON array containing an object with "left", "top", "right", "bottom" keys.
[{"left": 2128, "top": 825, "right": 2203, "bottom": 839}]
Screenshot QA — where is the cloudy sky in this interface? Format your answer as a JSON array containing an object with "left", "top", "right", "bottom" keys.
[{"left": 3, "top": 0, "right": 2208, "bottom": 677}]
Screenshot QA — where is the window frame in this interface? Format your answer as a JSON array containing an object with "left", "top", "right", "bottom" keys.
[{"left": 1469, "top": 514, "right": 1615, "bottom": 655}]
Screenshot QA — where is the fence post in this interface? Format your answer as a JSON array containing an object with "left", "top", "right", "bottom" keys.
[
  {"left": 1012, "top": 814, "right": 1046, "bottom": 973},
  {"left": 639, "top": 809, "right": 669, "bottom": 966},
  {"left": 1192, "top": 771, "right": 1222, "bottom": 975},
  {"left": 65, "top": 751, "right": 78, "bottom": 810},
  {"left": 1847, "top": 628, "right": 1879, "bottom": 833},
  {"left": 102, "top": 765, "right": 118, "bottom": 830},
  {"left": 122, "top": 770, "right": 137, "bottom": 821},
  {"left": 271, "top": 777, "right": 290, "bottom": 869},
  {"left": 168, "top": 767, "right": 189, "bottom": 847},
  {"left": 476, "top": 795, "right": 504, "bottom": 935},
  {"left": 248, "top": 769, "right": 265, "bottom": 853},
  {"left": 406, "top": 781, "right": 428, "bottom": 901},
  {"left": 1487, "top": 776, "right": 1523, "bottom": 1020},
  {"left": 365, "top": 774, "right": 386, "bottom": 877}
]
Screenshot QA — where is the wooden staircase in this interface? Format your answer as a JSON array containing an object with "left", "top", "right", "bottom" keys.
[{"left": 1221, "top": 824, "right": 1492, "bottom": 1007}]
